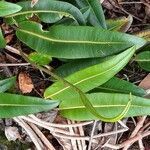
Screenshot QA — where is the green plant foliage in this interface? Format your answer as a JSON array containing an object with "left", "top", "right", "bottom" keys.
[
  {"left": 89, "top": 77, "right": 146, "bottom": 96},
  {"left": 135, "top": 51, "right": 150, "bottom": 71},
  {"left": 60, "top": 92, "right": 150, "bottom": 121},
  {"left": 0, "top": 76, "right": 16, "bottom": 93},
  {"left": 55, "top": 56, "right": 146, "bottom": 97},
  {"left": 28, "top": 52, "right": 52, "bottom": 65},
  {"left": 0, "top": 1, "right": 22, "bottom": 17},
  {"left": 0, "top": 28, "right": 6, "bottom": 49},
  {"left": 0, "top": 93, "right": 59, "bottom": 118},
  {"left": 5, "top": 0, "right": 85, "bottom": 24},
  {"left": 16, "top": 21, "right": 146, "bottom": 59},
  {"left": 75, "top": 0, "right": 106, "bottom": 28},
  {"left": 44, "top": 46, "right": 136, "bottom": 100}
]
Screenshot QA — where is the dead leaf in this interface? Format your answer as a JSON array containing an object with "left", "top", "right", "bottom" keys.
[
  {"left": 5, "top": 127, "right": 21, "bottom": 141},
  {"left": 18, "top": 72, "right": 34, "bottom": 93},
  {"left": 139, "top": 74, "right": 150, "bottom": 89}
]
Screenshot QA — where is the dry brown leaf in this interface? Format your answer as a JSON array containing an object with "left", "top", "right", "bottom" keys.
[
  {"left": 139, "top": 74, "right": 150, "bottom": 89},
  {"left": 18, "top": 72, "right": 34, "bottom": 93}
]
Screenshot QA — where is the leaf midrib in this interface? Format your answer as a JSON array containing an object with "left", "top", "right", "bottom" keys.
[
  {"left": 0, "top": 104, "right": 50, "bottom": 107},
  {"left": 5, "top": 10, "right": 73, "bottom": 18},
  {"left": 60, "top": 104, "right": 149, "bottom": 110},
  {"left": 18, "top": 28, "right": 124, "bottom": 44}
]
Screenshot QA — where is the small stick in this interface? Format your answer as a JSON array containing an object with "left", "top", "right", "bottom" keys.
[
  {"left": 14, "top": 117, "right": 43, "bottom": 150},
  {"left": 5, "top": 45, "right": 21, "bottom": 55},
  {"left": 67, "top": 120, "right": 78, "bottom": 150},
  {"left": 28, "top": 122, "right": 56, "bottom": 150},
  {"left": 123, "top": 116, "right": 146, "bottom": 150},
  {"left": 88, "top": 120, "right": 97, "bottom": 150},
  {"left": 0, "top": 63, "right": 30, "bottom": 67},
  {"left": 29, "top": 114, "right": 93, "bottom": 128},
  {"left": 78, "top": 124, "right": 86, "bottom": 149}
]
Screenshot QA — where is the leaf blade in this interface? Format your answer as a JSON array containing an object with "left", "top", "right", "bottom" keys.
[
  {"left": 59, "top": 92, "right": 150, "bottom": 121},
  {"left": 16, "top": 21, "right": 146, "bottom": 59},
  {"left": 44, "top": 46, "right": 136, "bottom": 100},
  {"left": 0, "top": 76, "right": 16, "bottom": 93},
  {"left": 0, "top": 93, "right": 59, "bottom": 118},
  {"left": 0, "top": 1, "right": 22, "bottom": 17}
]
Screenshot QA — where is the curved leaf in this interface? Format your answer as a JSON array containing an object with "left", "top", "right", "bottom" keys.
[
  {"left": 135, "top": 51, "right": 150, "bottom": 71},
  {"left": 5, "top": 0, "right": 85, "bottom": 24},
  {"left": 55, "top": 54, "right": 146, "bottom": 97},
  {"left": 0, "top": 93, "right": 59, "bottom": 118},
  {"left": 60, "top": 92, "right": 150, "bottom": 121},
  {"left": 0, "top": 1, "right": 22, "bottom": 17},
  {"left": 107, "top": 15, "right": 133, "bottom": 32},
  {"left": 16, "top": 21, "right": 146, "bottom": 59},
  {"left": 44, "top": 46, "right": 136, "bottom": 100},
  {"left": 0, "top": 28, "right": 6, "bottom": 49},
  {"left": 0, "top": 76, "right": 16, "bottom": 93}
]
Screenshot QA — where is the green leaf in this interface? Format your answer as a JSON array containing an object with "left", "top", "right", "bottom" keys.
[
  {"left": 5, "top": 0, "right": 85, "bottom": 24},
  {"left": 89, "top": 77, "right": 146, "bottom": 97},
  {"left": 0, "top": 76, "right": 16, "bottom": 93},
  {"left": 0, "top": 28, "right": 6, "bottom": 49},
  {"left": 135, "top": 51, "right": 150, "bottom": 71},
  {"left": 107, "top": 15, "right": 133, "bottom": 32},
  {"left": 59, "top": 92, "right": 150, "bottom": 121},
  {"left": 0, "top": 93, "right": 59, "bottom": 118},
  {"left": 0, "top": 1, "right": 22, "bottom": 17},
  {"left": 16, "top": 21, "right": 146, "bottom": 59},
  {"left": 55, "top": 56, "right": 146, "bottom": 97},
  {"left": 75, "top": 0, "right": 106, "bottom": 28},
  {"left": 44, "top": 46, "right": 136, "bottom": 100},
  {"left": 28, "top": 52, "right": 52, "bottom": 65}
]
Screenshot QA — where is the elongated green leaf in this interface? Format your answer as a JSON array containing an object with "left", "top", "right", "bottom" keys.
[
  {"left": 0, "top": 28, "right": 6, "bottom": 49},
  {"left": 44, "top": 46, "right": 136, "bottom": 100},
  {"left": 75, "top": 0, "right": 106, "bottom": 28},
  {"left": 5, "top": 0, "right": 85, "bottom": 24},
  {"left": 89, "top": 77, "right": 146, "bottom": 97},
  {"left": 16, "top": 21, "right": 146, "bottom": 59},
  {"left": 60, "top": 92, "right": 150, "bottom": 121},
  {"left": 0, "top": 76, "right": 16, "bottom": 93},
  {"left": 0, "top": 93, "right": 59, "bottom": 118},
  {"left": 0, "top": 1, "right": 22, "bottom": 17},
  {"left": 55, "top": 56, "right": 146, "bottom": 97},
  {"left": 135, "top": 51, "right": 150, "bottom": 71}
]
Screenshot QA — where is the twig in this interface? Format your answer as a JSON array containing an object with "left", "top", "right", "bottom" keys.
[
  {"left": 88, "top": 120, "right": 97, "bottom": 150},
  {"left": 67, "top": 120, "right": 78, "bottom": 150},
  {"left": 78, "top": 124, "right": 86, "bottom": 149},
  {"left": 104, "top": 130, "right": 150, "bottom": 149},
  {"left": 0, "top": 63, "right": 30, "bottom": 67},
  {"left": 29, "top": 114, "right": 93, "bottom": 128},
  {"left": 14, "top": 117, "right": 44, "bottom": 150},
  {"left": 123, "top": 116, "right": 147, "bottom": 150},
  {"left": 119, "top": 2, "right": 142, "bottom": 5},
  {"left": 5, "top": 45, "right": 21, "bottom": 55},
  {"left": 28, "top": 122, "right": 56, "bottom": 150}
]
